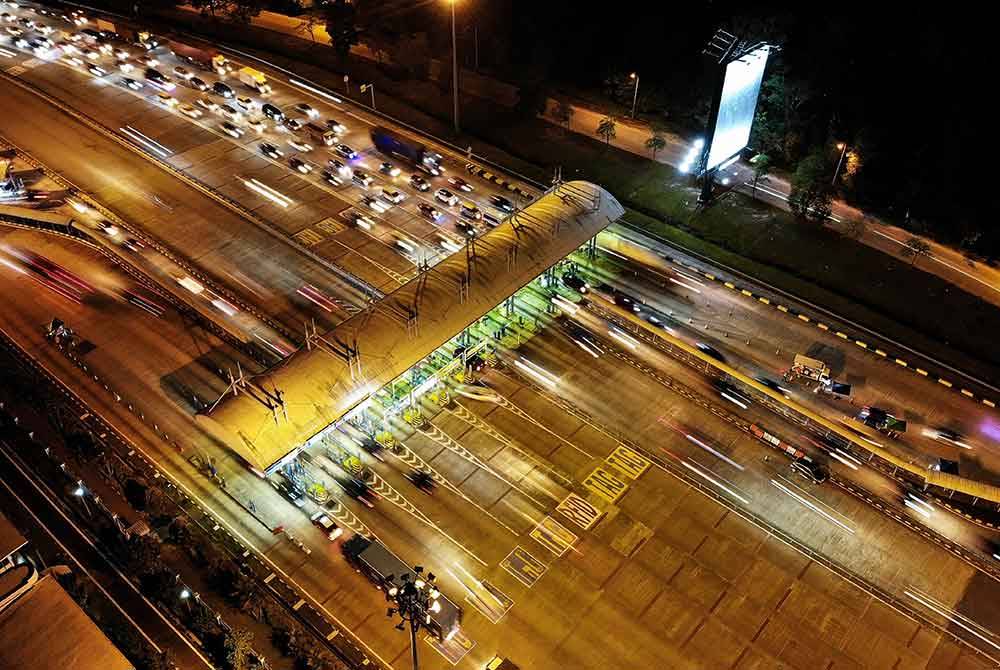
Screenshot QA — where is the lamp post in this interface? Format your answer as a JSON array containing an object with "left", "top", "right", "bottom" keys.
[
  {"left": 361, "top": 83, "right": 376, "bottom": 110},
  {"left": 385, "top": 566, "right": 442, "bottom": 670},
  {"left": 629, "top": 72, "right": 639, "bottom": 119},
  {"left": 832, "top": 142, "right": 848, "bottom": 185},
  {"left": 448, "top": 0, "right": 460, "bottom": 134}
]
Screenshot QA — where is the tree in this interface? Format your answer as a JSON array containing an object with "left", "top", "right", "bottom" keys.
[
  {"left": 228, "top": 0, "right": 263, "bottom": 24},
  {"left": 189, "top": 0, "right": 228, "bottom": 17},
  {"left": 596, "top": 116, "right": 616, "bottom": 146},
  {"left": 552, "top": 99, "right": 574, "bottom": 129},
  {"left": 788, "top": 152, "right": 833, "bottom": 222},
  {"left": 750, "top": 154, "right": 771, "bottom": 200},
  {"left": 225, "top": 628, "right": 254, "bottom": 670},
  {"left": 323, "top": 0, "right": 358, "bottom": 61},
  {"left": 843, "top": 215, "right": 870, "bottom": 240},
  {"left": 900, "top": 236, "right": 932, "bottom": 265},
  {"left": 644, "top": 133, "right": 666, "bottom": 160}
]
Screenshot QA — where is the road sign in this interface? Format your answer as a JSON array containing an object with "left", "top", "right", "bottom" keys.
[
  {"left": 500, "top": 546, "right": 548, "bottom": 587},
  {"left": 583, "top": 465, "right": 629, "bottom": 503},
  {"left": 530, "top": 516, "right": 578, "bottom": 557},
  {"left": 556, "top": 492, "right": 604, "bottom": 530},
  {"left": 606, "top": 445, "right": 651, "bottom": 479}
]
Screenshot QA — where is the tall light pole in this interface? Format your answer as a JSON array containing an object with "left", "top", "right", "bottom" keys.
[
  {"left": 361, "top": 83, "right": 376, "bottom": 110},
  {"left": 448, "top": 0, "right": 460, "bottom": 134},
  {"left": 832, "top": 142, "right": 848, "bottom": 185},
  {"left": 385, "top": 566, "right": 442, "bottom": 670},
  {"left": 629, "top": 72, "right": 640, "bottom": 119}
]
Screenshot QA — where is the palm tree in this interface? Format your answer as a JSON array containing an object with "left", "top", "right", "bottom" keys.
[
  {"left": 225, "top": 628, "right": 254, "bottom": 670},
  {"left": 901, "top": 236, "right": 932, "bottom": 266},
  {"left": 596, "top": 116, "right": 617, "bottom": 145},
  {"left": 645, "top": 133, "right": 666, "bottom": 159},
  {"left": 553, "top": 100, "right": 574, "bottom": 130},
  {"left": 750, "top": 154, "right": 771, "bottom": 200}
]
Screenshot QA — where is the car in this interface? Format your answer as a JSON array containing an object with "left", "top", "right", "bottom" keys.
[
  {"left": 188, "top": 76, "right": 208, "bottom": 91},
  {"left": 460, "top": 202, "right": 482, "bottom": 220},
  {"left": 924, "top": 426, "right": 971, "bottom": 449},
  {"left": 435, "top": 188, "right": 459, "bottom": 206},
  {"left": 17, "top": 17, "right": 34, "bottom": 28},
  {"left": 259, "top": 142, "right": 282, "bottom": 159},
  {"left": 57, "top": 41, "right": 78, "bottom": 54},
  {"left": 246, "top": 117, "right": 265, "bottom": 133},
  {"left": 310, "top": 511, "right": 343, "bottom": 541},
  {"left": 122, "top": 237, "right": 146, "bottom": 253},
  {"left": 177, "top": 102, "right": 202, "bottom": 118},
  {"left": 362, "top": 195, "right": 389, "bottom": 213},
  {"left": 321, "top": 169, "right": 343, "bottom": 186},
  {"left": 293, "top": 102, "right": 318, "bottom": 118},
  {"left": 406, "top": 470, "right": 436, "bottom": 495},
  {"left": 113, "top": 47, "right": 129, "bottom": 60},
  {"left": 337, "top": 477, "right": 377, "bottom": 508},
  {"left": 448, "top": 176, "right": 474, "bottom": 192},
  {"left": 696, "top": 342, "right": 726, "bottom": 363},
  {"left": 283, "top": 117, "right": 304, "bottom": 132},
  {"left": 13, "top": 35, "right": 29, "bottom": 48},
  {"left": 0, "top": 13, "right": 10, "bottom": 23},
  {"left": 212, "top": 80, "right": 234, "bottom": 98},
  {"left": 379, "top": 162, "right": 401, "bottom": 177},
  {"left": 120, "top": 77, "right": 142, "bottom": 91},
  {"left": 347, "top": 211, "right": 375, "bottom": 230},
  {"left": 380, "top": 188, "right": 405, "bottom": 204},
  {"left": 714, "top": 379, "right": 752, "bottom": 409},
  {"left": 144, "top": 67, "right": 174, "bottom": 91},
  {"left": 325, "top": 118, "right": 346, "bottom": 134},
  {"left": 562, "top": 273, "right": 588, "bottom": 293},
  {"left": 490, "top": 194, "right": 515, "bottom": 212},
  {"left": 483, "top": 212, "right": 502, "bottom": 228},
  {"left": 95, "top": 220, "right": 118, "bottom": 236},
  {"left": 455, "top": 219, "right": 477, "bottom": 237},
  {"left": 117, "top": 59, "right": 134, "bottom": 73},
  {"left": 219, "top": 104, "right": 241, "bottom": 121},
  {"left": 352, "top": 170, "right": 373, "bottom": 188},
  {"left": 62, "top": 55, "right": 84, "bottom": 67},
  {"left": 261, "top": 102, "right": 283, "bottom": 121},
  {"left": 195, "top": 98, "right": 218, "bottom": 113},
  {"left": 418, "top": 203, "right": 442, "bottom": 220},
  {"left": 409, "top": 174, "right": 430, "bottom": 191},
  {"left": 754, "top": 375, "right": 790, "bottom": 398},
  {"left": 790, "top": 459, "right": 829, "bottom": 484},
  {"left": 289, "top": 156, "right": 313, "bottom": 174},
  {"left": 4, "top": 25, "right": 22, "bottom": 37},
  {"left": 172, "top": 65, "right": 192, "bottom": 79},
  {"left": 236, "top": 95, "right": 254, "bottom": 111},
  {"left": 139, "top": 54, "right": 158, "bottom": 67},
  {"left": 156, "top": 91, "right": 177, "bottom": 107},
  {"left": 327, "top": 158, "right": 348, "bottom": 175},
  {"left": 220, "top": 121, "right": 244, "bottom": 138},
  {"left": 286, "top": 138, "right": 313, "bottom": 152},
  {"left": 37, "top": 23, "right": 54, "bottom": 36},
  {"left": 335, "top": 143, "right": 358, "bottom": 160},
  {"left": 30, "top": 36, "right": 53, "bottom": 50}
]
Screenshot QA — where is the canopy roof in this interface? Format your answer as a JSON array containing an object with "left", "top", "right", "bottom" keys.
[{"left": 202, "top": 181, "right": 624, "bottom": 472}]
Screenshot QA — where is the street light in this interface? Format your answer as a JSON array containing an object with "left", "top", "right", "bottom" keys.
[
  {"left": 832, "top": 141, "right": 848, "bottom": 185},
  {"left": 447, "top": 0, "right": 460, "bottom": 134},
  {"left": 385, "top": 566, "right": 441, "bottom": 670},
  {"left": 360, "top": 83, "right": 376, "bottom": 110},
  {"left": 629, "top": 72, "right": 640, "bottom": 119}
]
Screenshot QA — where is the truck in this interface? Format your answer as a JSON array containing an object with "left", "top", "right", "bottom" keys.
[
  {"left": 856, "top": 406, "right": 907, "bottom": 437},
  {"left": 238, "top": 66, "right": 271, "bottom": 95},
  {"left": 341, "top": 535, "right": 461, "bottom": 641},
  {"left": 168, "top": 40, "right": 232, "bottom": 75},
  {"left": 305, "top": 122, "right": 337, "bottom": 147},
  {"left": 784, "top": 353, "right": 830, "bottom": 384},
  {"left": 369, "top": 127, "right": 442, "bottom": 176}
]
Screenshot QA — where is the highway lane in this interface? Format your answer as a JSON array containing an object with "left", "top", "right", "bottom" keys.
[
  {"left": 1, "top": 79, "right": 365, "bottom": 336},
  {"left": 584, "top": 228, "right": 1000, "bottom": 481},
  {"left": 2, "top": 228, "right": 1000, "bottom": 668}
]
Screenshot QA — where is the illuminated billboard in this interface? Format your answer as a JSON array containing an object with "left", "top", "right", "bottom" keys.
[{"left": 704, "top": 45, "right": 770, "bottom": 172}]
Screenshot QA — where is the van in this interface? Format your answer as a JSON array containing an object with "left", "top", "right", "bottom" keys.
[{"left": 305, "top": 122, "right": 336, "bottom": 146}]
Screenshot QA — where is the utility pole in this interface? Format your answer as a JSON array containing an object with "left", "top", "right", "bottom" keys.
[
  {"left": 629, "top": 72, "right": 640, "bottom": 119},
  {"left": 832, "top": 142, "right": 848, "bottom": 185},
  {"left": 449, "top": 0, "right": 460, "bottom": 134}
]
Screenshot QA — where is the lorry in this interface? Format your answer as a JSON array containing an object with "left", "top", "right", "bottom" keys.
[
  {"left": 369, "top": 127, "right": 443, "bottom": 176},
  {"left": 305, "top": 122, "right": 337, "bottom": 147},
  {"left": 168, "top": 40, "right": 232, "bottom": 75},
  {"left": 784, "top": 353, "right": 830, "bottom": 384},
  {"left": 341, "top": 534, "right": 461, "bottom": 641},
  {"left": 237, "top": 66, "right": 271, "bottom": 95}
]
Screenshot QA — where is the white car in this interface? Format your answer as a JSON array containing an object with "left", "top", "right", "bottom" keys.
[
  {"left": 196, "top": 97, "right": 218, "bottom": 113},
  {"left": 294, "top": 102, "right": 318, "bottom": 118},
  {"left": 37, "top": 23, "right": 54, "bottom": 35},
  {"left": 220, "top": 121, "right": 244, "bottom": 138},
  {"left": 219, "top": 104, "right": 242, "bottom": 121},
  {"left": 287, "top": 138, "right": 313, "bottom": 152},
  {"left": 114, "top": 47, "right": 130, "bottom": 60},
  {"left": 140, "top": 55, "right": 158, "bottom": 67},
  {"left": 289, "top": 157, "right": 313, "bottom": 174},
  {"left": 118, "top": 60, "right": 134, "bottom": 73},
  {"left": 247, "top": 117, "right": 266, "bottom": 133},
  {"left": 178, "top": 103, "right": 202, "bottom": 118},
  {"left": 173, "top": 65, "right": 193, "bottom": 79},
  {"left": 120, "top": 77, "right": 142, "bottom": 90},
  {"left": 435, "top": 188, "right": 459, "bottom": 206},
  {"left": 380, "top": 188, "right": 405, "bottom": 204},
  {"left": 362, "top": 196, "right": 390, "bottom": 213},
  {"left": 448, "top": 176, "right": 474, "bottom": 192},
  {"left": 156, "top": 91, "right": 177, "bottom": 107}
]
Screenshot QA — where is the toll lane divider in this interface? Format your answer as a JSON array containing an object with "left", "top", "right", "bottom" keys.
[
  {"left": 640, "top": 234, "right": 999, "bottom": 410},
  {"left": 0, "top": 326, "right": 385, "bottom": 670}
]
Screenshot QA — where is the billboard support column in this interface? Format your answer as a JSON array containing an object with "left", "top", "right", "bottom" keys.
[{"left": 698, "top": 67, "right": 726, "bottom": 206}]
